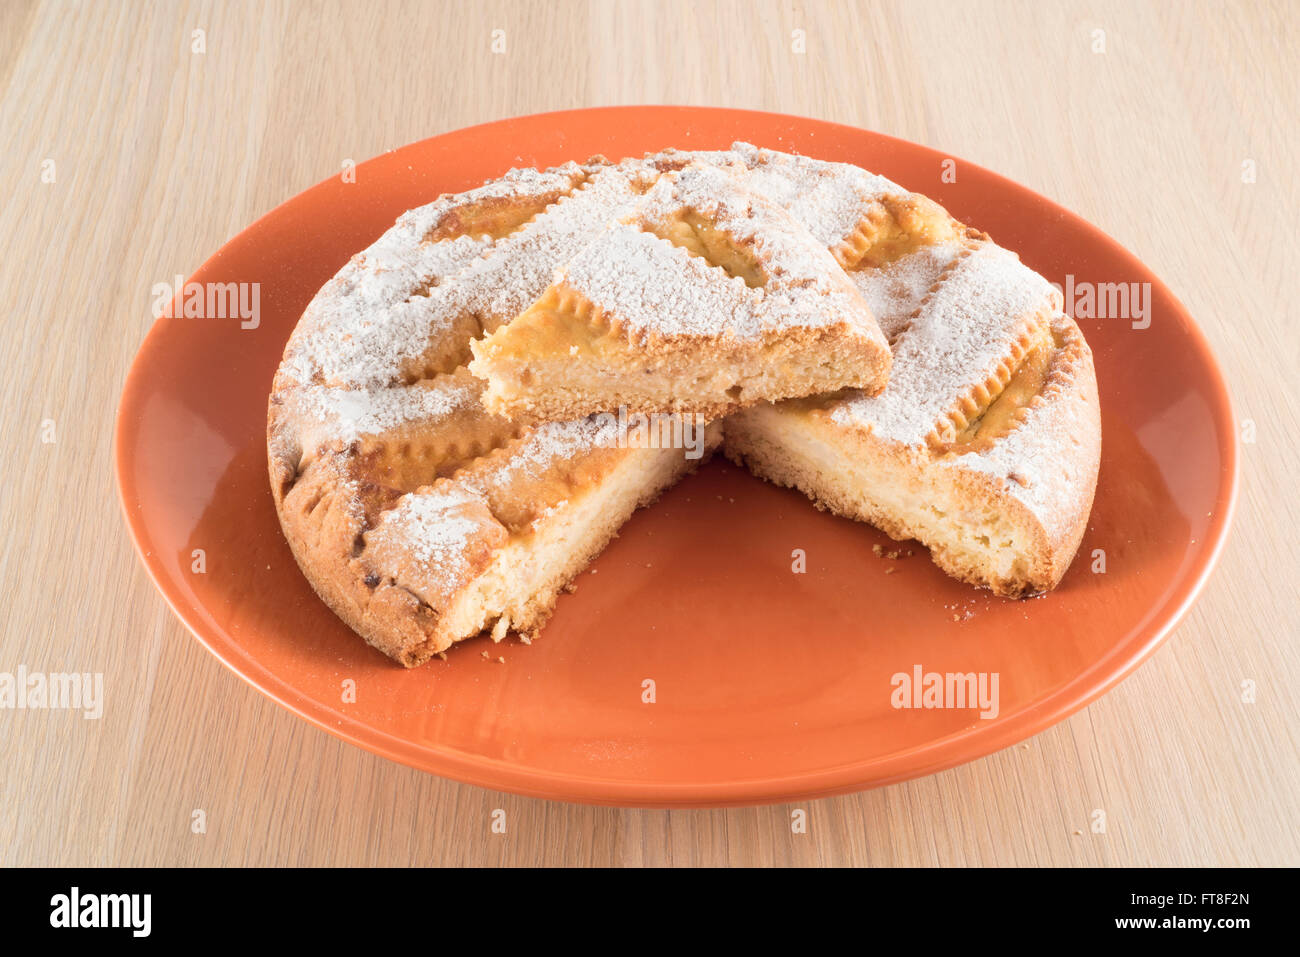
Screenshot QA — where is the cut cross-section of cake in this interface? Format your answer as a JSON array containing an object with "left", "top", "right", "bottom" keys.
[
  {"left": 271, "top": 365, "right": 720, "bottom": 667},
  {"left": 467, "top": 163, "right": 893, "bottom": 422},
  {"left": 639, "top": 144, "right": 1099, "bottom": 596},
  {"left": 269, "top": 159, "right": 724, "bottom": 667},
  {"left": 724, "top": 238, "right": 1100, "bottom": 596}
]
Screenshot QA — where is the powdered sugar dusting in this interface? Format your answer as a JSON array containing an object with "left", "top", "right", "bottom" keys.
[
  {"left": 830, "top": 241, "right": 1057, "bottom": 445},
  {"left": 375, "top": 486, "right": 489, "bottom": 575},
  {"left": 454, "top": 161, "right": 655, "bottom": 330},
  {"left": 283, "top": 235, "right": 487, "bottom": 387},
  {"left": 943, "top": 313, "right": 1098, "bottom": 524},
  {"left": 290, "top": 375, "right": 478, "bottom": 448},
  {"left": 561, "top": 227, "right": 753, "bottom": 336},
  {"left": 281, "top": 163, "right": 587, "bottom": 389},
  {"left": 559, "top": 164, "right": 874, "bottom": 340},
  {"left": 283, "top": 147, "right": 906, "bottom": 390},
  {"left": 450, "top": 416, "right": 626, "bottom": 531},
  {"left": 642, "top": 143, "right": 909, "bottom": 250},
  {"left": 456, "top": 416, "right": 624, "bottom": 508},
  {"left": 509, "top": 416, "right": 624, "bottom": 474},
  {"left": 295, "top": 163, "right": 654, "bottom": 391},
  {"left": 852, "top": 241, "right": 965, "bottom": 340},
  {"left": 728, "top": 143, "right": 905, "bottom": 249},
  {"left": 644, "top": 146, "right": 741, "bottom": 171}
]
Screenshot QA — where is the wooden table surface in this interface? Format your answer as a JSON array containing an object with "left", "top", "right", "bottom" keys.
[{"left": 2, "top": 0, "right": 1296, "bottom": 867}]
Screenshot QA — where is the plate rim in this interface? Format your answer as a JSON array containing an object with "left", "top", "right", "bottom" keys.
[{"left": 113, "top": 105, "right": 1239, "bottom": 807}]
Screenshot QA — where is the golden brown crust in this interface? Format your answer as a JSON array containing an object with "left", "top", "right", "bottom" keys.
[
  {"left": 831, "top": 193, "right": 964, "bottom": 270},
  {"left": 926, "top": 312, "right": 1050, "bottom": 450},
  {"left": 724, "top": 311, "right": 1099, "bottom": 597},
  {"left": 271, "top": 451, "right": 440, "bottom": 666},
  {"left": 468, "top": 163, "right": 892, "bottom": 422},
  {"left": 269, "top": 143, "right": 1103, "bottom": 668}
]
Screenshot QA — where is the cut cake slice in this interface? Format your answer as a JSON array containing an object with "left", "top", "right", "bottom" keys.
[{"left": 467, "top": 163, "right": 892, "bottom": 422}]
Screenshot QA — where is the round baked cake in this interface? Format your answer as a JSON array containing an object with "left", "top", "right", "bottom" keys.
[{"left": 268, "top": 144, "right": 1101, "bottom": 667}]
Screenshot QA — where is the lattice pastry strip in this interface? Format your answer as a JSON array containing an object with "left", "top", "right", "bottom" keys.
[
  {"left": 717, "top": 155, "right": 1099, "bottom": 597},
  {"left": 394, "top": 160, "right": 662, "bottom": 384},
  {"left": 825, "top": 239, "right": 1060, "bottom": 449},
  {"left": 648, "top": 142, "right": 965, "bottom": 265},
  {"left": 467, "top": 162, "right": 893, "bottom": 422},
  {"left": 276, "top": 161, "right": 592, "bottom": 392},
  {"left": 353, "top": 414, "right": 721, "bottom": 658}
]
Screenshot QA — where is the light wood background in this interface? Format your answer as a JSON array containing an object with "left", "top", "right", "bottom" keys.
[{"left": 1, "top": 0, "right": 1296, "bottom": 867}]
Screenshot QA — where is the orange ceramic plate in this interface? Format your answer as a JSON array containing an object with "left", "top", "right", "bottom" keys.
[{"left": 114, "top": 107, "right": 1236, "bottom": 807}]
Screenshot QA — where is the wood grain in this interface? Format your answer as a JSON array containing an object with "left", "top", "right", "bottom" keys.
[{"left": 1, "top": 0, "right": 1295, "bottom": 867}]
